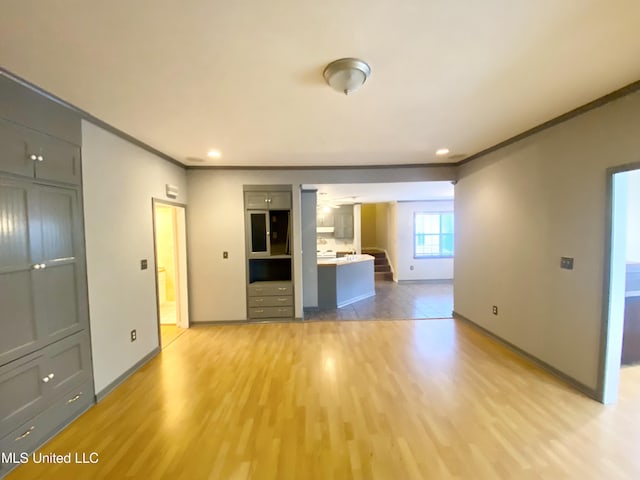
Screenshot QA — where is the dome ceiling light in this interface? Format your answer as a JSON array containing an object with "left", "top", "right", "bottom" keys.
[{"left": 323, "top": 58, "right": 371, "bottom": 95}]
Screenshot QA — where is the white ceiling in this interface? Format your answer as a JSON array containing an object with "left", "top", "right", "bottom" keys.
[
  {"left": 1, "top": 1, "right": 639, "bottom": 167},
  {"left": 307, "top": 182, "right": 454, "bottom": 205}
]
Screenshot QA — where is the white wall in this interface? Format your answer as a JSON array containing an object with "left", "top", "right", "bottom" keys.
[
  {"left": 626, "top": 169, "right": 640, "bottom": 263},
  {"left": 455, "top": 90, "right": 640, "bottom": 391},
  {"left": 82, "top": 120, "right": 187, "bottom": 396},
  {"left": 395, "top": 201, "right": 454, "bottom": 281},
  {"left": 186, "top": 166, "right": 455, "bottom": 322}
]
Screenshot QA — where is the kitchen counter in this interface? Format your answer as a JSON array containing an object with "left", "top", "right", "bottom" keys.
[
  {"left": 318, "top": 254, "right": 375, "bottom": 266},
  {"left": 317, "top": 254, "right": 375, "bottom": 308}
]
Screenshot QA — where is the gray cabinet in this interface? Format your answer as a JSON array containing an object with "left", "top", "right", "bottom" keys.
[
  {"left": 244, "top": 187, "right": 294, "bottom": 321},
  {"left": 247, "top": 281, "right": 293, "bottom": 319},
  {"left": 334, "top": 206, "right": 354, "bottom": 239},
  {"left": 244, "top": 191, "right": 291, "bottom": 210},
  {"left": 0, "top": 331, "right": 91, "bottom": 437},
  {"left": 0, "top": 76, "right": 92, "bottom": 476},
  {"left": 0, "top": 118, "right": 81, "bottom": 185}
]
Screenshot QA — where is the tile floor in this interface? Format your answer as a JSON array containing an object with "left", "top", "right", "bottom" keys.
[{"left": 304, "top": 280, "right": 453, "bottom": 321}]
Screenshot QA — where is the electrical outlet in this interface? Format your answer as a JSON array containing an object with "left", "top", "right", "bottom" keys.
[
  {"left": 492, "top": 305, "right": 498, "bottom": 315},
  {"left": 131, "top": 329, "right": 137, "bottom": 342},
  {"left": 140, "top": 259, "right": 148, "bottom": 270},
  {"left": 409, "top": 265, "right": 414, "bottom": 270},
  {"left": 223, "top": 251, "right": 229, "bottom": 259}
]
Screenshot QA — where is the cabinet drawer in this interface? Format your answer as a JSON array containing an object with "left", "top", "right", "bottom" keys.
[
  {"left": 248, "top": 296, "right": 293, "bottom": 308},
  {"left": 0, "top": 331, "right": 91, "bottom": 437},
  {"left": 249, "top": 306, "right": 294, "bottom": 319},
  {"left": 0, "top": 380, "right": 93, "bottom": 474},
  {"left": 248, "top": 282, "right": 292, "bottom": 297}
]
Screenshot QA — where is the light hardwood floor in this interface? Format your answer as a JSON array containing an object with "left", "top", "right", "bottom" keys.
[{"left": 7, "top": 319, "right": 640, "bottom": 479}]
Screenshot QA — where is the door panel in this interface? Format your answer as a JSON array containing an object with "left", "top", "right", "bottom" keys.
[
  {"left": 45, "top": 332, "right": 90, "bottom": 399},
  {"left": 268, "top": 192, "right": 291, "bottom": 209},
  {"left": 34, "top": 264, "right": 80, "bottom": 341},
  {"left": 0, "top": 182, "right": 30, "bottom": 267},
  {"left": 0, "top": 181, "right": 39, "bottom": 365},
  {"left": 0, "top": 119, "right": 33, "bottom": 178},
  {"left": 0, "top": 271, "right": 38, "bottom": 366},
  {"left": 29, "top": 130, "right": 81, "bottom": 185},
  {"left": 31, "top": 186, "right": 83, "bottom": 341},
  {"left": 37, "top": 188, "right": 75, "bottom": 261},
  {"left": 0, "top": 353, "right": 47, "bottom": 436}
]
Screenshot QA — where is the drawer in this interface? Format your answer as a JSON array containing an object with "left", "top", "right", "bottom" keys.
[
  {"left": 249, "top": 306, "right": 293, "bottom": 319},
  {"left": 0, "top": 331, "right": 91, "bottom": 437},
  {"left": 0, "top": 379, "right": 93, "bottom": 474},
  {"left": 248, "top": 296, "right": 292, "bottom": 308},
  {"left": 248, "top": 282, "right": 292, "bottom": 297}
]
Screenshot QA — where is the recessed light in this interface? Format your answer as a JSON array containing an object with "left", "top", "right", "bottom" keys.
[
  {"left": 207, "top": 150, "right": 222, "bottom": 158},
  {"left": 436, "top": 148, "right": 450, "bottom": 156}
]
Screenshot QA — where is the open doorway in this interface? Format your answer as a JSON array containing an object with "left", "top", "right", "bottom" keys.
[
  {"left": 302, "top": 182, "right": 455, "bottom": 320},
  {"left": 153, "top": 200, "right": 189, "bottom": 348},
  {"left": 602, "top": 166, "right": 640, "bottom": 403}
]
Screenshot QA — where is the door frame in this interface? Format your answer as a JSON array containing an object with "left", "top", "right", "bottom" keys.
[
  {"left": 151, "top": 198, "right": 190, "bottom": 347},
  {"left": 600, "top": 161, "right": 640, "bottom": 403}
]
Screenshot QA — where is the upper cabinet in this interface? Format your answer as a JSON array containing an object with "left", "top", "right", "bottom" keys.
[
  {"left": 0, "top": 118, "right": 81, "bottom": 185},
  {"left": 244, "top": 190, "right": 292, "bottom": 257},
  {"left": 245, "top": 191, "right": 291, "bottom": 210},
  {"left": 334, "top": 206, "right": 354, "bottom": 239}
]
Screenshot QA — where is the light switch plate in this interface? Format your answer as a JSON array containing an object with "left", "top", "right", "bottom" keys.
[{"left": 560, "top": 257, "right": 574, "bottom": 270}]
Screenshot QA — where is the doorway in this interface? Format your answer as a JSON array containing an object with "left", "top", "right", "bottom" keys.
[
  {"left": 603, "top": 166, "right": 640, "bottom": 403},
  {"left": 153, "top": 200, "right": 189, "bottom": 348}
]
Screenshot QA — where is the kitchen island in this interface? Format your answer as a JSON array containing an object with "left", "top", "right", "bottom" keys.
[{"left": 317, "top": 254, "right": 375, "bottom": 308}]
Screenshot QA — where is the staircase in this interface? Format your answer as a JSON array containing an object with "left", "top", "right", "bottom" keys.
[{"left": 363, "top": 249, "right": 393, "bottom": 281}]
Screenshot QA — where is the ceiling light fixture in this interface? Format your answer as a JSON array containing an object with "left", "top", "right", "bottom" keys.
[
  {"left": 207, "top": 150, "right": 222, "bottom": 158},
  {"left": 436, "top": 148, "right": 450, "bottom": 156},
  {"left": 323, "top": 58, "right": 371, "bottom": 95}
]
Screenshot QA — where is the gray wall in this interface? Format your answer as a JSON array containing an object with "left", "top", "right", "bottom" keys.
[
  {"left": 82, "top": 120, "right": 188, "bottom": 396},
  {"left": 454, "top": 90, "right": 640, "bottom": 390},
  {"left": 301, "top": 190, "right": 318, "bottom": 308}
]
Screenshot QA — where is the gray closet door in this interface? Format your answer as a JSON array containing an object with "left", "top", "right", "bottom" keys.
[
  {"left": 0, "top": 119, "right": 33, "bottom": 178},
  {"left": 0, "top": 179, "right": 39, "bottom": 366},
  {"left": 44, "top": 332, "right": 91, "bottom": 400},
  {"left": 31, "top": 186, "right": 84, "bottom": 343},
  {"left": 29, "top": 130, "right": 81, "bottom": 185},
  {"left": 0, "top": 350, "right": 48, "bottom": 436}
]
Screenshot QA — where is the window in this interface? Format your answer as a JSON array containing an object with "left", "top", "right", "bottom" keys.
[{"left": 414, "top": 212, "right": 454, "bottom": 258}]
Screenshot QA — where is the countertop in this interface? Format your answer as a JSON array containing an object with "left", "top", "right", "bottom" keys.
[{"left": 317, "top": 254, "right": 375, "bottom": 266}]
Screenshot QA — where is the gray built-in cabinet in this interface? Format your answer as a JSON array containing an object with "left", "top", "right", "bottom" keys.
[
  {"left": 0, "top": 75, "right": 93, "bottom": 476},
  {"left": 244, "top": 186, "right": 294, "bottom": 321}
]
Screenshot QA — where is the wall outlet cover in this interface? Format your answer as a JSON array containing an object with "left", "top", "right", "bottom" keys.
[
  {"left": 492, "top": 305, "right": 498, "bottom": 315},
  {"left": 140, "top": 259, "right": 148, "bottom": 270},
  {"left": 560, "top": 257, "right": 574, "bottom": 270}
]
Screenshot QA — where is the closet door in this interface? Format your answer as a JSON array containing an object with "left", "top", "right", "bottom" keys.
[
  {"left": 31, "top": 185, "right": 85, "bottom": 344},
  {"left": 0, "top": 179, "right": 39, "bottom": 366}
]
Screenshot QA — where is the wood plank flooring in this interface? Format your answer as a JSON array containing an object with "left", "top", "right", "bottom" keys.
[{"left": 7, "top": 319, "right": 640, "bottom": 479}]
